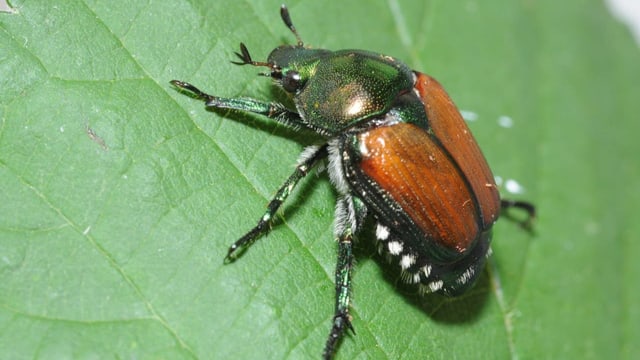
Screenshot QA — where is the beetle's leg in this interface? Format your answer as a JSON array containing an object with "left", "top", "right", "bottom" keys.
[
  {"left": 225, "top": 144, "right": 328, "bottom": 262},
  {"left": 323, "top": 231, "right": 354, "bottom": 360},
  {"left": 500, "top": 199, "right": 536, "bottom": 229},
  {"left": 323, "top": 196, "right": 367, "bottom": 360},
  {"left": 171, "top": 80, "right": 303, "bottom": 128}
]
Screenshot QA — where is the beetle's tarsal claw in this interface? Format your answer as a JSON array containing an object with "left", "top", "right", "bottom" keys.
[{"left": 170, "top": 80, "right": 214, "bottom": 101}]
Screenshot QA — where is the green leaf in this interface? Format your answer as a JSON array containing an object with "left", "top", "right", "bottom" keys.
[{"left": 1, "top": 0, "right": 638, "bottom": 359}]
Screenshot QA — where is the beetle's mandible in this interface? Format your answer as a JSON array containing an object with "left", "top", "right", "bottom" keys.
[{"left": 171, "top": 5, "right": 535, "bottom": 359}]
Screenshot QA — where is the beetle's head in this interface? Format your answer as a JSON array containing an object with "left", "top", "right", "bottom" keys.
[
  {"left": 230, "top": 42, "right": 331, "bottom": 96},
  {"left": 266, "top": 45, "right": 331, "bottom": 94},
  {"left": 230, "top": 5, "right": 332, "bottom": 95}
]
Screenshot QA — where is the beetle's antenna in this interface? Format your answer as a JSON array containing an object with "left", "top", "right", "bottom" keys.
[
  {"left": 231, "top": 42, "right": 281, "bottom": 77},
  {"left": 231, "top": 43, "right": 270, "bottom": 67},
  {"left": 280, "top": 4, "right": 304, "bottom": 47}
]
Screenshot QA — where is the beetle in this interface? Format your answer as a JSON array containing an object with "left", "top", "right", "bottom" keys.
[{"left": 171, "top": 5, "right": 535, "bottom": 359}]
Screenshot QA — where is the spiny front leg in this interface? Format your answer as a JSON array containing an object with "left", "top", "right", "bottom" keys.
[{"left": 170, "top": 80, "right": 302, "bottom": 128}]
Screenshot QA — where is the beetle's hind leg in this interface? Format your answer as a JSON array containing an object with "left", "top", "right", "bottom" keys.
[{"left": 500, "top": 199, "right": 536, "bottom": 230}]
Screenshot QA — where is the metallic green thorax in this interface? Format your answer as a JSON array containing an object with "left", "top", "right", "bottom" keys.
[{"left": 268, "top": 46, "right": 414, "bottom": 135}]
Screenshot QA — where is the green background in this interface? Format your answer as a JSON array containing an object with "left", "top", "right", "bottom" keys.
[{"left": 1, "top": 0, "right": 638, "bottom": 359}]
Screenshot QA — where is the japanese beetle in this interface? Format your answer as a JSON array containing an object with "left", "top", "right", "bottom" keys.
[{"left": 171, "top": 5, "right": 535, "bottom": 359}]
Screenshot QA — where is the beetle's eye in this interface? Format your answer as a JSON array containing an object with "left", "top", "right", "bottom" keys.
[{"left": 282, "top": 71, "right": 302, "bottom": 92}]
